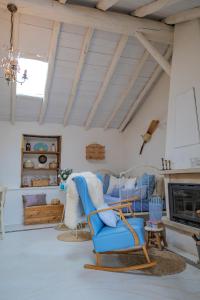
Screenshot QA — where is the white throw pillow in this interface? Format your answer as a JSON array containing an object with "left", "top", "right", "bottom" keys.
[
  {"left": 97, "top": 203, "right": 118, "bottom": 227},
  {"left": 106, "top": 175, "right": 119, "bottom": 195},
  {"left": 123, "top": 177, "right": 137, "bottom": 190}
]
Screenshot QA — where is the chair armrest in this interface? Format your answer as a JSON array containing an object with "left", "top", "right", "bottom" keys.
[
  {"left": 109, "top": 196, "right": 139, "bottom": 206},
  {"left": 87, "top": 204, "right": 131, "bottom": 235},
  {"left": 88, "top": 203, "right": 140, "bottom": 247},
  {"left": 89, "top": 203, "right": 131, "bottom": 216}
]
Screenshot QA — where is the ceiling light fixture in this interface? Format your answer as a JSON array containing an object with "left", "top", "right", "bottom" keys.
[{"left": 1, "top": 3, "right": 28, "bottom": 85}]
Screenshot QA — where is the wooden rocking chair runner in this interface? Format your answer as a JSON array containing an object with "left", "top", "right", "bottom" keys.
[{"left": 73, "top": 176, "right": 156, "bottom": 272}]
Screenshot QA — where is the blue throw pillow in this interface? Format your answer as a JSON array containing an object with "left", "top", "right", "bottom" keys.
[
  {"left": 103, "top": 174, "right": 110, "bottom": 194},
  {"left": 97, "top": 203, "right": 118, "bottom": 227},
  {"left": 136, "top": 173, "right": 155, "bottom": 196},
  {"left": 96, "top": 173, "right": 110, "bottom": 194},
  {"left": 110, "top": 186, "right": 120, "bottom": 197},
  {"left": 121, "top": 186, "right": 147, "bottom": 201}
]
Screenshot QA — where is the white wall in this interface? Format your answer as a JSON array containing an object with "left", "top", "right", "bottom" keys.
[
  {"left": 166, "top": 20, "right": 200, "bottom": 168},
  {"left": 122, "top": 73, "right": 170, "bottom": 171},
  {"left": 0, "top": 121, "right": 124, "bottom": 225},
  {"left": 0, "top": 121, "right": 124, "bottom": 187}
]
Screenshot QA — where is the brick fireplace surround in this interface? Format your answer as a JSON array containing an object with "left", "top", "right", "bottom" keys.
[{"left": 162, "top": 168, "right": 200, "bottom": 263}]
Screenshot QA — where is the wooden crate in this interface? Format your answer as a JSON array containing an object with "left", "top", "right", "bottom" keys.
[
  {"left": 31, "top": 179, "right": 49, "bottom": 187},
  {"left": 86, "top": 143, "right": 105, "bottom": 160},
  {"left": 24, "top": 204, "right": 64, "bottom": 225}
]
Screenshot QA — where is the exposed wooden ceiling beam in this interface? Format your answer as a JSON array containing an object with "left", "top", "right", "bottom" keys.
[
  {"left": 58, "top": 0, "right": 68, "bottom": 4},
  {"left": 39, "top": 22, "right": 61, "bottom": 124},
  {"left": 0, "top": 0, "right": 173, "bottom": 44},
  {"left": 132, "top": 0, "right": 182, "bottom": 18},
  {"left": 96, "top": 0, "right": 119, "bottom": 11},
  {"left": 63, "top": 27, "right": 94, "bottom": 127},
  {"left": 119, "top": 46, "right": 172, "bottom": 132},
  {"left": 10, "top": 12, "right": 19, "bottom": 125},
  {"left": 85, "top": 34, "right": 128, "bottom": 129},
  {"left": 164, "top": 6, "right": 200, "bottom": 25},
  {"left": 104, "top": 51, "right": 149, "bottom": 130},
  {"left": 135, "top": 32, "right": 171, "bottom": 76}
]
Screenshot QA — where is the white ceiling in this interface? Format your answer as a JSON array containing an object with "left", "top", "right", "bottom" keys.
[{"left": 0, "top": 0, "right": 200, "bottom": 129}]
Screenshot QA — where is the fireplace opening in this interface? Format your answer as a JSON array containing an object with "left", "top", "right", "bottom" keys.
[{"left": 168, "top": 183, "right": 200, "bottom": 228}]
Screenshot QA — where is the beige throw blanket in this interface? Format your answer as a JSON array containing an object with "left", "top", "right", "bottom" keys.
[{"left": 64, "top": 172, "right": 104, "bottom": 229}]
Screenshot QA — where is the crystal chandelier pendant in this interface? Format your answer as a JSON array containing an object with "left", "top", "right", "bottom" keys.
[
  {"left": 1, "top": 48, "right": 19, "bottom": 84},
  {"left": 1, "top": 4, "right": 28, "bottom": 85}
]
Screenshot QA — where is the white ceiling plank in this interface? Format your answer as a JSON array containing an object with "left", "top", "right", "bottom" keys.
[
  {"left": 96, "top": 0, "right": 120, "bottom": 11},
  {"left": 164, "top": 6, "right": 200, "bottom": 25},
  {"left": 0, "top": 0, "right": 173, "bottom": 44},
  {"left": 132, "top": 0, "right": 183, "bottom": 17},
  {"left": 119, "top": 46, "right": 172, "bottom": 132},
  {"left": 63, "top": 27, "right": 94, "bottom": 126},
  {"left": 104, "top": 51, "right": 149, "bottom": 130},
  {"left": 85, "top": 34, "right": 128, "bottom": 129},
  {"left": 135, "top": 32, "right": 171, "bottom": 76},
  {"left": 39, "top": 21, "right": 61, "bottom": 124}
]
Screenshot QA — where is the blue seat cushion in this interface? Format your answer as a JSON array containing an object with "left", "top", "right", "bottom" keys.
[{"left": 93, "top": 217, "right": 145, "bottom": 253}]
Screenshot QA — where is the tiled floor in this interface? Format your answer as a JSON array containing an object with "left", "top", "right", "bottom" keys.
[{"left": 0, "top": 228, "right": 200, "bottom": 300}]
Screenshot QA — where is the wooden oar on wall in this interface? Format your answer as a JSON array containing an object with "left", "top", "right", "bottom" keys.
[{"left": 139, "top": 120, "right": 159, "bottom": 155}]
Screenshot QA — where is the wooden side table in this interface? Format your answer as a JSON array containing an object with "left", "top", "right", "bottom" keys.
[{"left": 145, "top": 225, "right": 168, "bottom": 250}]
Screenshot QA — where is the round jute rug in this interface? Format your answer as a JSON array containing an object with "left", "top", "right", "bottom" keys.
[
  {"left": 57, "top": 230, "right": 91, "bottom": 242},
  {"left": 54, "top": 223, "right": 69, "bottom": 231},
  {"left": 118, "top": 248, "right": 186, "bottom": 276}
]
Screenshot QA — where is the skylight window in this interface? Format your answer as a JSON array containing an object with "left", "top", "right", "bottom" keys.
[{"left": 17, "top": 58, "right": 48, "bottom": 98}]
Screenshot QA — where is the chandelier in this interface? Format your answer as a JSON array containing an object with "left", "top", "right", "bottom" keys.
[{"left": 1, "top": 3, "right": 28, "bottom": 85}]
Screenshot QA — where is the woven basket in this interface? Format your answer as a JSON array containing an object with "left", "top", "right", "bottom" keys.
[{"left": 31, "top": 179, "right": 49, "bottom": 187}]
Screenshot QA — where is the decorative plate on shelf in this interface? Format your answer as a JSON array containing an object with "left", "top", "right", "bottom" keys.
[
  {"left": 38, "top": 155, "right": 47, "bottom": 164},
  {"left": 33, "top": 143, "right": 49, "bottom": 152}
]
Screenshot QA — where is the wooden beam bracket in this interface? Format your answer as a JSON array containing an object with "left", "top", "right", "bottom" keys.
[
  {"left": 96, "top": 0, "right": 119, "bottom": 11},
  {"left": 135, "top": 32, "right": 171, "bottom": 76},
  {"left": 119, "top": 46, "right": 172, "bottom": 132},
  {"left": 132, "top": 0, "right": 183, "bottom": 18},
  {"left": 164, "top": 6, "right": 200, "bottom": 25}
]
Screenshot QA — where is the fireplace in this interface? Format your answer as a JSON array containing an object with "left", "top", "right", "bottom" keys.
[{"left": 168, "top": 183, "right": 200, "bottom": 228}]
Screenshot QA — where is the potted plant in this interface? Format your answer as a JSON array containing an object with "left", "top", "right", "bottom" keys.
[{"left": 58, "top": 168, "right": 73, "bottom": 190}]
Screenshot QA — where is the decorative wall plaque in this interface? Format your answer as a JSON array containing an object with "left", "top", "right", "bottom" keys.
[{"left": 86, "top": 144, "right": 105, "bottom": 160}]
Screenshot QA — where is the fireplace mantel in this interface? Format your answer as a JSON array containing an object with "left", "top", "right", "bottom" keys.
[{"left": 161, "top": 168, "right": 200, "bottom": 175}]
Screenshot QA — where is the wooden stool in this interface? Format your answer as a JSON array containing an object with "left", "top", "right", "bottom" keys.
[{"left": 145, "top": 225, "right": 167, "bottom": 250}]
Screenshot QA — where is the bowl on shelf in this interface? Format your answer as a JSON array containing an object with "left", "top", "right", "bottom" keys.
[
  {"left": 24, "top": 160, "right": 34, "bottom": 169},
  {"left": 49, "top": 161, "right": 58, "bottom": 169},
  {"left": 33, "top": 143, "right": 49, "bottom": 152}
]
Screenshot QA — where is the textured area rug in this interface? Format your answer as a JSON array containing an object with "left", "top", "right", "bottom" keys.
[
  {"left": 117, "top": 248, "right": 186, "bottom": 276},
  {"left": 57, "top": 230, "right": 91, "bottom": 242},
  {"left": 54, "top": 224, "right": 69, "bottom": 231}
]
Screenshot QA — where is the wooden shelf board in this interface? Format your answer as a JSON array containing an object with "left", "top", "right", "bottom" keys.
[
  {"left": 23, "top": 151, "right": 59, "bottom": 155},
  {"left": 21, "top": 184, "right": 58, "bottom": 188},
  {"left": 23, "top": 168, "right": 58, "bottom": 171}
]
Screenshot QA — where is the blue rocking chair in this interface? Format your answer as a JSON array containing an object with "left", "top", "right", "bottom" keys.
[{"left": 73, "top": 176, "right": 156, "bottom": 272}]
